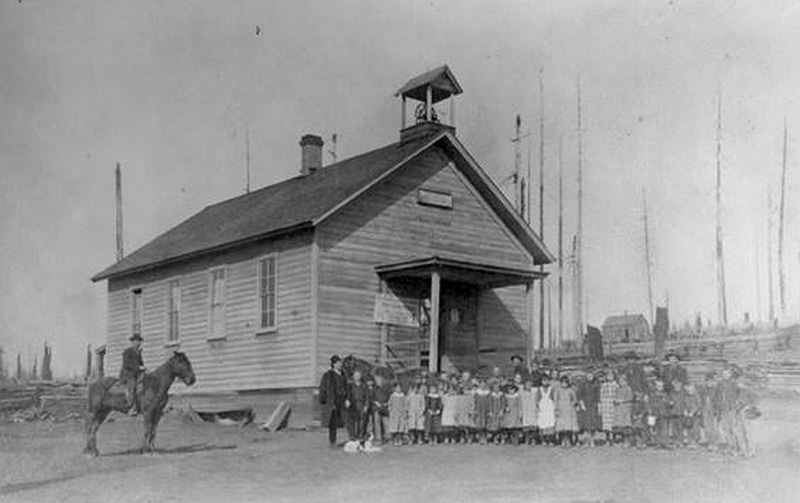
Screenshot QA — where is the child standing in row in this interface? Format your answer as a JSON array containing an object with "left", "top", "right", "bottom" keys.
[
  {"left": 520, "top": 381, "right": 539, "bottom": 445},
  {"left": 554, "top": 375, "right": 578, "bottom": 446},
  {"left": 613, "top": 374, "right": 634, "bottom": 445},
  {"left": 599, "top": 373, "right": 619, "bottom": 443},
  {"left": 538, "top": 376, "right": 556, "bottom": 444},
  {"left": 388, "top": 383, "right": 407, "bottom": 446},
  {"left": 488, "top": 384, "right": 506, "bottom": 444},
  {"left": 407, "top": 383, "right": 427, "bottom": 444},
  {"left": 504, "top": 385, "right": 523, "bottom": 445},
  {"left": 455, "top": 386, "right": 475, "bottom": 443},
  {"left": 441, "top": 385, "right": 457, "bottom": 443},
  {"left": 425, "top": 384, "right": 443, "bottom": 444},
  {"left": 473, "top": 381, "right": 491, "bottom": 444}
]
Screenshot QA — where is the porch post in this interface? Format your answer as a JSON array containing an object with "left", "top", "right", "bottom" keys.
[
  {"left": 379, "top": 279, "right": 388, "bottom": 364},
  {"left": 526, "top": 281, "right": 534, "bottom": 364},
  {"left": 429, "top": 270, "right": 441, "bottom": 373}
]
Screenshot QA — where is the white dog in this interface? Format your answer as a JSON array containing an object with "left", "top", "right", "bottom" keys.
[{"left": 343, "top": 434, "right": 382, "bottom": 453}]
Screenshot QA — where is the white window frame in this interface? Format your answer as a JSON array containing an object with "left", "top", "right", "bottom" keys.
[
  {"left": 130, "top": 286, "right": 144, "bottom": 339},
  {"left": 256, "top": 254, "right": 278, "bottom": 334},
  {"left": 165, "top": 277, "right": 181, "bottom": 346},
  {"left": 208, "top": 266, "right": 227, "bottom": 342}
]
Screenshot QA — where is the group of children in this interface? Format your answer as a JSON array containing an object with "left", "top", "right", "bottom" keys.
[{"left": 359, "top": 355, "right": 755, "bottom": 457}]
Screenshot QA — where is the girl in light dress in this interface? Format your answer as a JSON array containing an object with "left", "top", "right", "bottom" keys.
[
  {"left": 554, "top": 375, "right": 579, "bottom": 446},
  {"left": 599, "top": 372, "right": 620, "bottom": 444},
  {"left": 520, "top": 380, "right": 539, "bottom": 445},
  {"left": 441, "top": 384, "right": 458, "bottom": 443},
  {"left": 387, "top": 382, "right": 407, "bottom": 446},
  {"left": 538, "top": 375, "right": 556, "bottom": 445}
]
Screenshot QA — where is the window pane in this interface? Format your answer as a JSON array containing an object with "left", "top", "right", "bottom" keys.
[{"left": 259, "top": 257, "right": 276, "bottom": 329}]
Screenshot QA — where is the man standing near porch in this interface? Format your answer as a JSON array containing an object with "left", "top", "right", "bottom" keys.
[{"left": 319, "top": 355, "right": 348, "bottom": 447}]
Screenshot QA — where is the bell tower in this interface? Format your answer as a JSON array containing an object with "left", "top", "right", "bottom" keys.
[{"left": 396, "top": 65, "right": 463, "bottom": 143}]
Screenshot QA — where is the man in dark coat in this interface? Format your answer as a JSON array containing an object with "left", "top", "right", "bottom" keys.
[
  {"left": 119, "top": 334, "right": 146, "bottom": 415},
  {"left": 319, "top": 354, "right": 348, "bottom": 447},
  {"left": 510, "top": 355, "right": 531, "bottom": 383},
  {"left": 529, "top": 360, "right": 547, "bottom": 387}
]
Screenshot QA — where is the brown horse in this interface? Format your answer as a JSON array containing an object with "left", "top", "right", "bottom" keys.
[{"left": 84, "top": 351, "right": 196, "bottom": 457}]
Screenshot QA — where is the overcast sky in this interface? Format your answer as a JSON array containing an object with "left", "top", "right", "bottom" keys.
[{"left": 2, "top": 0, "right": 799, "bottom": 377}]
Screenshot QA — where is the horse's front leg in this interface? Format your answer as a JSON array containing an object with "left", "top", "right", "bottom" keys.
[
  {"left": 84, "top": 409, "right": 109, "bottom": 458},
  {"left": 147, "top": 409, "right": 163, "bottom": 452},
  {"left": 140, "top": 412, "right": 154, "bottom": 454}
]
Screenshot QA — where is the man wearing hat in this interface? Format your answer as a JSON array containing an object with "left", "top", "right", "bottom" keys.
[
  {"left": 510, "top": 354, "right": 531, "bottom": 383},
  {"left": 319, "top": 354, "right": 348, "bottom": 447},
  {"left": 119, "top": 334, "right": 146, "bottom": 415}
]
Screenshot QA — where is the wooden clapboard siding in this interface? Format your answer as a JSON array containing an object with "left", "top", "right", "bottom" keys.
[
  {"left": 316, "top": 146, "right": 533, "bottom": 378},
  {"left": 106, "top": 231, "right": 313, "bottom": 392},
  {"left": 478, "top": 285, "right": 528, "bottom": 369}
]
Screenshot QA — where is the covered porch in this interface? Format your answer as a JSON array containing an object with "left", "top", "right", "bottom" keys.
[{"left": 373, "top": 256, "right": 547, "bottom": 373}]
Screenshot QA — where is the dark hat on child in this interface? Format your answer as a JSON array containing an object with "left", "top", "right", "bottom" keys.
[
  {"left": 129, "top": 334, "right": 143, "bottom": 342},
  {"left": 666, "top": 351, "right": 680, "bottom": 361},
  {"left": 510, "top": 354, "right": 524, "bottom": 363},
  {"left": 330, "top": 354, "right": 342, "bottom": 365}
]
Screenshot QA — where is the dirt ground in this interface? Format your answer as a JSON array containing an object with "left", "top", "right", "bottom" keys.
[{"left": 1, "top": 394, "right": 799, "bottom": 503}]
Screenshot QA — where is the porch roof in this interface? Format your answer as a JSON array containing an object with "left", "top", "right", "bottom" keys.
[{"left": 374, "top": 255, "right": 547, "bottom": 288}]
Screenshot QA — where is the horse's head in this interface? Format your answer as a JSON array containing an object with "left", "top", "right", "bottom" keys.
[{"left": 169, "top": 351, "right": 196, "bottom": 386}]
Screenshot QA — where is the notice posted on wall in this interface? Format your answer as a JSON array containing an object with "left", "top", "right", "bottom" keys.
[{"left": 373, "top": 292, "right": 420, "bottom": 327}]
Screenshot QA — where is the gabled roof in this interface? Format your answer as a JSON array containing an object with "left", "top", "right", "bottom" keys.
[
  {"left": 395, "top": 65, "right": 463, "bottom": 103},
  {"left": 92, "top": 130, "right": 553, "bottom": 282},
  {"left": 603, "top": 314, "right": 649, "bottom": 328}
]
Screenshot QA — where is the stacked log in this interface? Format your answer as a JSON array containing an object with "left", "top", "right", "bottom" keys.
[{"left": 0, "top": 381, "right": 86, "bottom": 422}]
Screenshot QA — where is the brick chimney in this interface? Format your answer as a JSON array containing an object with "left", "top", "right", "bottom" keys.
[{"left": 299, "top": 134, "right": 324, "bottom": 175}]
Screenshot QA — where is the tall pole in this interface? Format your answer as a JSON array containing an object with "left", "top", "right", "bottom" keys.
[
  {"left": 768, "top": 192, "right": 775, "bottom": 326},
  {"left": 778, "top": 116, "right": 788, "bottom": 316},
  {"left": 576, "top": 76, "right": 585, "bottom": 339},
  {"left": 715, "top": 94, "right": 728, "bottom": 327},
  {"left": 755, "top": 227, "right": 762, "bottom": 324},
  {"left": 513, "top": 114, "right": 523, "bottom": 214},
  {"left": 558, "top": 133, "right": 564, "bottom": 348},
  {"left": 643, "top": 188, "right": 654, "bottom": 324},
  {"left": 538, "top": 70, "right": 546, "bottom": 350},
  {"left": 245, "top": 130, "right": 251, "bottom": 194},
  {"left": 115, "top": 162, "right": 124, "bottom": 262}
]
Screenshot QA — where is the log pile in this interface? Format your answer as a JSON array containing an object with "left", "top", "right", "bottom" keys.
[{"left": 0, "top": 381, "right": 86, "bottom": 422}]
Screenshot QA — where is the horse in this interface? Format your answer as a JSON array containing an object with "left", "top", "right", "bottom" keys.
[{"left": 84, "top": 351, "right": 196, "bottom": 457}]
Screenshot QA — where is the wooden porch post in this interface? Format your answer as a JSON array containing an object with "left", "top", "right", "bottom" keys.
[
  {"left": 526, "top": 281, "right": 534, "bottom": 364},
  {"left": 426, "top": 85, "right": 433, "bottom": 122},
  {"left": 429, "top": 270, "right": 441, "bottom": 373},
  {"left": 379, "top": 279, "right": 388, "bottom": 364},
  {"left": 401, "top": 96, "right": 407, "bottom": 130}
]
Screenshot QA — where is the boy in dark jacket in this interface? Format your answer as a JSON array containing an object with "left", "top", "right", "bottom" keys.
[
  {"left": 347, "top": 370, "right": 370, "bottom": 441},
  {"left": 370, "top": 374, "right": 391, "bottom": 444}
]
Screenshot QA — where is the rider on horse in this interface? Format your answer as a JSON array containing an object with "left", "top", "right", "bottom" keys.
[{"left": 120, "top": 334, "right": 146, "bottom": 415}]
